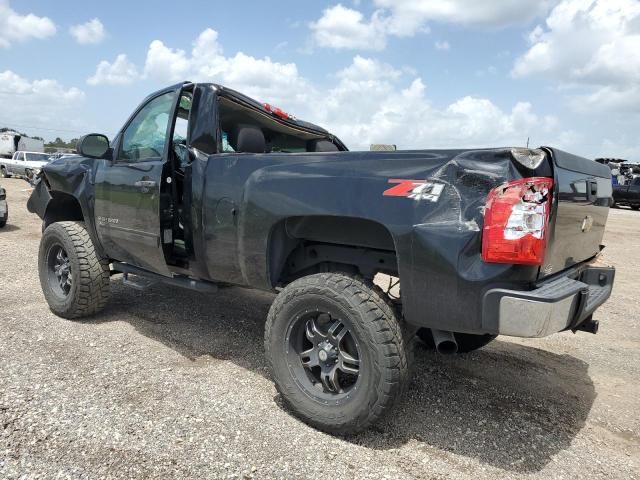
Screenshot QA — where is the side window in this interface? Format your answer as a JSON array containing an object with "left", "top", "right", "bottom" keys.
[
  {"left": 119, "top": 91, "right": 176, "bottom": 162},
  {"left": 172, "top": 93, "right": 191, "bottom": 146}
]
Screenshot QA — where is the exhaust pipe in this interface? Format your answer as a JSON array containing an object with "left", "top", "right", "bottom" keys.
[{"left": 431, "top": 329, "right": 458, "bottom": 355}]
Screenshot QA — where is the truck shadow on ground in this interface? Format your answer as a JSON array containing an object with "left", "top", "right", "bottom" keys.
[
  {"left": 0, "top": 224, "right": 21, "bottom": 233},
  {"left": 94, "top": 278, "right": 595, "bottom": 474}
]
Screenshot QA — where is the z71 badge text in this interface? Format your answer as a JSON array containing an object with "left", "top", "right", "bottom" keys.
[{"left": 383, "top": 179, "right": 445, "bottom": 202}]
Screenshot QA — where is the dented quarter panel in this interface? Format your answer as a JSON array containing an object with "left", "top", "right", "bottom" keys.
[{"left": 195, "top": 147, "right": 542, "bottom": 333}]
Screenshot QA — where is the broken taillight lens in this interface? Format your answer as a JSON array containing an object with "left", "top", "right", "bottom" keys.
[{"left": 482, "top": 177, "right": 554, "bottom": 265}]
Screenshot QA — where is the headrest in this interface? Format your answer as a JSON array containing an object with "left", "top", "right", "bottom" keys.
[
  {"left": 308, "top": 139, "right": 339, "bottom": 152},
  {"left": 229, "top": 125, "right": 265, "bottom": 153}
]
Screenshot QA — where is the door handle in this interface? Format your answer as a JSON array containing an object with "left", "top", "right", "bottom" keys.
[
  {"left": 586, "top": 180, "right": 598, "bottom": 202},
  {"left": 134, "top": 180, "right": 157, "bottom": 188}
]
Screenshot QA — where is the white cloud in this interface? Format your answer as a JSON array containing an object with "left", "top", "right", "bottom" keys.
[
  {"left": 142, "top": 29, "right": 311, "bottom": 106},
  {"left": 69, "top": 18, "right": 106, "bottom": 45},
  {"left": 512, "top": 0, "right": 640, "bottom": 111},
  {"left": 305, "top": 56, "right": 562, "bottom": 151},
  {"left": 309, "top": 4, "right": 388, "bottom": 50},
  {"left": 434, "top": 40, "right": 450, "bottom": 50},
  {"left": 0, "top": 1, "right": 56, "bottom": 48},
  {"left": 87, "top": 30, "right": 570, "bottom": 152},
  {"left": 87, "top": 54, "right": 139, "bottom": 85},
  {"left": 0, "top": 71, "right": 85, "bottom": 135},
  {"left": 375, "top": 0, "right": 556, "bottom": 34},
  {"left": 309, "top": 1, "right": 555, "bottom": 50}
]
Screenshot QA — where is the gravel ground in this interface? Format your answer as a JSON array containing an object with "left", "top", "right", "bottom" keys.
[{"left": 0, "top": 177, "right": 638, "bottom": 479}]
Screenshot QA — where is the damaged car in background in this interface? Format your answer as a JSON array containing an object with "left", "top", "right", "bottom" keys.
[{"left": 27, "top": 82, "right": 615, "bottom": 434}]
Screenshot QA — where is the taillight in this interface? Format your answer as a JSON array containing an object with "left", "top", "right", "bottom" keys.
[
  {"left": 482, "top": 177, "right": 553, "bottom": 265},
  {"left": 263, "top": 103, "right": 292, "bottom": 120}
]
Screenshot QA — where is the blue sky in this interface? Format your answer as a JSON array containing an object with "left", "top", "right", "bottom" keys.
[{"left": 1, "top": 0, "right": 639, "bottom": 159}]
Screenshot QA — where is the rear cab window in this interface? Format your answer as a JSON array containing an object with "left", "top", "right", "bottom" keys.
[{"left": 217, "top": 94, "right": 343, "bottom": 154}]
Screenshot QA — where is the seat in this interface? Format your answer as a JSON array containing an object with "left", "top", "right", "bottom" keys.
[{"left": 229, "top": 125, "right": 266, "bottom": 153}]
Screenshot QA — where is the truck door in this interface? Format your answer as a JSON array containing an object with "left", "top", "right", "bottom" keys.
[
  {"left": 10, "top": 152, "right": 24, "bottom": 175},
  {"left": 94, "top": 89, "right": 179, "bottom": 276}
]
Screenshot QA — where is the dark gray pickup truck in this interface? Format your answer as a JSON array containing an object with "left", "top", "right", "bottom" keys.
[
  {"left": 28, "top": 82, "right": 615, "bottom": 434},
  {"left": 613, "top": 177, "right": 640, "bottom": 209}
]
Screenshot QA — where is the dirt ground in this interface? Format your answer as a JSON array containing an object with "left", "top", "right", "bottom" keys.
[{"left": 0, "top": 177, "right": 638, "bottom": 479}]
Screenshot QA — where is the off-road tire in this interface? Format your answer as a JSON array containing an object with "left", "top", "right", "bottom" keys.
[
  {"left": 38, "top": 221, "right": 111, "bottom": 319},
  {"left": 0, "top": 210, "right": 6, "bottom": 228},
  {"left": 0, "top": 167, "right": 10, "bottom": 178},
  {"left": 417, "top": 328, "right": 497, "bottom": 353},
  {"left": 265, "top": 273, "right": 410, "bottom": 434}
]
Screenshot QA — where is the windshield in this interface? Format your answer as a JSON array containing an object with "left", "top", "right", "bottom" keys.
[{"left": 25, "top": 153, "right": 51, "bottom": 162}]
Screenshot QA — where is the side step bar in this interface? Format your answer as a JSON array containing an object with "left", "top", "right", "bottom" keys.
[{"left": 111, "top": 262, "right": 218, "bottom": 293}]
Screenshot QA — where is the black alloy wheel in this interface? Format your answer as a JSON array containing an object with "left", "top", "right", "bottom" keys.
[
  {"left": 286, "top": 311, "right": 361, "bottom": 399},
  {"left": 47, "top": 244, "right": 73, "bottom": 297}
]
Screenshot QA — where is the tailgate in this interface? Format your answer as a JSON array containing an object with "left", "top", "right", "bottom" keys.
[{"left": 540, "top": 148, "right": 612, "bottom": 279}]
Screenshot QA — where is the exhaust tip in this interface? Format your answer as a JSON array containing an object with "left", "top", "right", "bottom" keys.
[
  {"left": 431, "top": 329, "right": 459, "bottom": 355},
  {"left": 436, "top": 340, "right": 458, "bottom": 355}
]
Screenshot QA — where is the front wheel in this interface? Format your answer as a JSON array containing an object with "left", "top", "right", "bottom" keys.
[
  {"left": 265, "top": 273, "right": 410, "bottom": 434},
  {"left": 38, "top": 221, "right": 111, "bottom": 319},
  {"left": 0, "top": 167, "right": 10, "bottom": 178}
]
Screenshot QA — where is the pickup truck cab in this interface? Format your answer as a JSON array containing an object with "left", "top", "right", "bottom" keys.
[
  {"left": 613, "top": 176, "right": 640, "bottom": 210},
  {"left": 28, "top": 82, "right": 615, "bottom": 434},
  {"left": 1, "top": 151, "right": 51, "bottom": 179}
]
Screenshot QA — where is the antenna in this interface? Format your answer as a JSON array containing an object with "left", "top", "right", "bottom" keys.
[{"left": 526, "top": 137, "right": 530, "bottom": 148}]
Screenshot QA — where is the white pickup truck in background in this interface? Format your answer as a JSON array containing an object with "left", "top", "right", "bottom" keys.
[{"left": 0, "top": 151, "right": 51, "bottom": 179}]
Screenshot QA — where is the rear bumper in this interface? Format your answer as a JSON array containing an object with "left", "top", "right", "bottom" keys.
[{"left": 482, "top": 264, "right": 615, "bottom": 338}]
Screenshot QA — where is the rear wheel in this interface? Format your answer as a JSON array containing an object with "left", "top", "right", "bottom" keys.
[
  {"left": 265, "top": 273, "right": 410, "bottom": 434},
  {"left": 38, "top": 222, "right": 111, "bottom": 319},
  {"left": 632, "top": 205, "right": 640, "bottom": 211},
  {"left": 417, "top": 328, "right": 497, "bottom": 353}
]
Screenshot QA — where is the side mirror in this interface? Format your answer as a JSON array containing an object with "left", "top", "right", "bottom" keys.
[{"left": 78, "top": 134, "right": 110, "bottom": 159}]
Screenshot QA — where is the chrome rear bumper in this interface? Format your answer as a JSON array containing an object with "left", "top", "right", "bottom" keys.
[{"left": 483, "top": 265, "right": 615, "bottom": 338}]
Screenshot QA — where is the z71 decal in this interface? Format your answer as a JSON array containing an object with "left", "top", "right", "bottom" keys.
[{"left": 383, "top": 179, "right": 445, "bottom": 202}]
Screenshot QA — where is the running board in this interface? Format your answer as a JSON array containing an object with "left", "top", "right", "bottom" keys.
[
  {"left": 111, "top": 262, "right": 218, "bottom": 293},
  {"left": 122, "top": 272, "right": 157, "bottom": 290}
]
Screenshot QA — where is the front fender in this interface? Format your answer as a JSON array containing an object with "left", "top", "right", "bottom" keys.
[
  {"left": 27, "top": 157, "right": 106, "bottom": 257},
  {"left": 26, "top": 178, "right": 52, "bottom": 218}
]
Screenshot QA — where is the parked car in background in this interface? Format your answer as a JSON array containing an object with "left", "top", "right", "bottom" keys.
[
  {"left": 0, "top": 132, "right": 44, "bottom": 159},
  {"left": 0, "top": 151, "right": 52, "bottom": 179},
  {"left": 613, "top": 176, "right": 640, "bottom": 209},
  {"left": 0, "top": 186, "right": 7, "bottom": 228}
]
